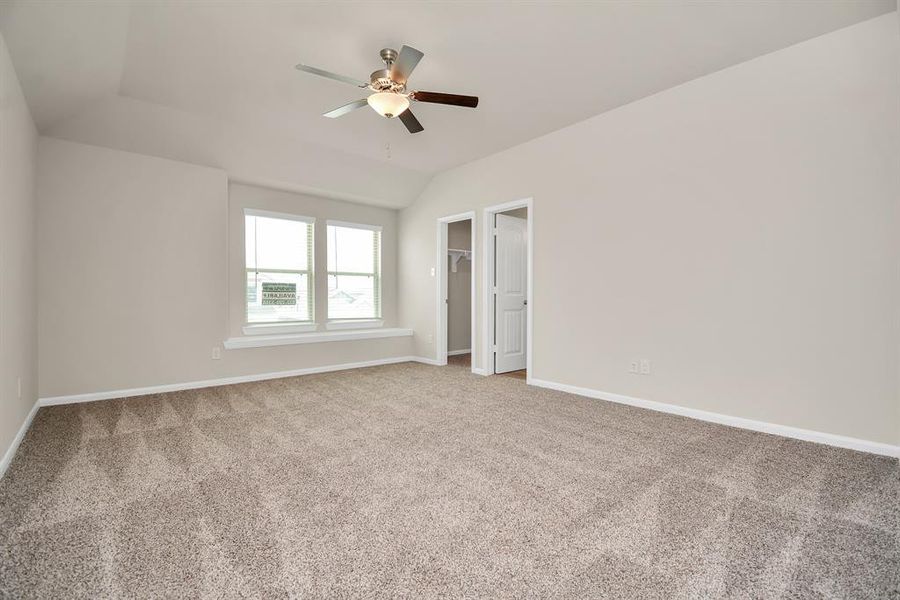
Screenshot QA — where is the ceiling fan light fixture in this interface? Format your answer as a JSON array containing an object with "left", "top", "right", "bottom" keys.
[
  {"left": 298, "top": 45, "right": 479, "bottom": 134},
  {"left": 367, "top": 92, "right": 409, "bottom": 118}
]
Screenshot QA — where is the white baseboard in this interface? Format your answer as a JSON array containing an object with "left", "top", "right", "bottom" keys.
[
  {"left": 528, "top": 378, "right": 899, "bottom": 458},
  {"left": 411, "top": 356, "right": 444, "bottom": 366},
  {"left": 40, "top": 356, "right": 440, "bottom": 406},
  {"left": 447, "top": 349, "right": 472, "bottom": 356},
  {"left": 0, "top": 399, "right": 40, "bottom": 479},
  {"left": 31, "top": 361, "right": 894, "bottom": 469}
]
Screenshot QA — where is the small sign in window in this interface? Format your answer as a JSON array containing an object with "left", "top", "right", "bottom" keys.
[{"left": 261, "top": 282, "right": 297, "bottom": 306}]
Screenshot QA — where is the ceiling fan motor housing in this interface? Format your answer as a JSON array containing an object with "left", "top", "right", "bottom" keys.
[
  {"left": 370, "top": 48, "right": 406, "bottom": 93},
  {"left": 369, "top": 69, "right": 405, "bottom": 93}
]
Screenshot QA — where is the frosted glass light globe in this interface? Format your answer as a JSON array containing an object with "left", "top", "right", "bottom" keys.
[{"left": 367, "top": 92, "right": 410, "bottom": 118}]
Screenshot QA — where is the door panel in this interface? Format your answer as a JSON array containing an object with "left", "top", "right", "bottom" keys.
[
  {"left": 503, "top": 310, "right": 524, "bottom": 354},
  {"left": 495, "top": 214, "right": 527, "bottom": 373}
]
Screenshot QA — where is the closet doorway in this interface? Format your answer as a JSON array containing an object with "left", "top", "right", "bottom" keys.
[{"left": 436, "top": 212, "right": 476, "bottom": 371}]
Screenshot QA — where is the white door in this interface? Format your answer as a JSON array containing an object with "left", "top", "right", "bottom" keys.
[{"left": 494, "top": 214, "right": 527, "bottom": 373}]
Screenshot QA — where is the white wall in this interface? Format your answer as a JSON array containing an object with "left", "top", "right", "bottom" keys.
[
  {"left": 447, "top": 219, "right": 471, "bottom": 353},
  {"left": 37, "top": 138, "right": 413, "bottom": 399},
  {"left": 0, "top": 33, "right": 38, "bottom": 465},
  {"left": 399, "top": 14, "right": 900, "bottom": 446}
]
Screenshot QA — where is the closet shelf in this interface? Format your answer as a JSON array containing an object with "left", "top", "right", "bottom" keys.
[{"left": 448, "top": 248, "right": 472, "bottom": 273}]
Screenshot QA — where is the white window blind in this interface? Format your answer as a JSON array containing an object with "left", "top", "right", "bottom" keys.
[
  {"left": 245, "top": 210, "right": 314, "bottom": 324},
  {"left": 327, "top": 221, "right": 381, "bottom": 320}
]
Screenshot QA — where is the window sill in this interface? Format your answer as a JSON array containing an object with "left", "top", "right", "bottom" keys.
[
  {"left": 326, "top": 319, "right": 383, "bottom": 331},
  {"left": 243, "top": 322, "right": 317, "bottom": 336},
  {"left": 223, "top": 327, "right": 412, "bottom": 350}
]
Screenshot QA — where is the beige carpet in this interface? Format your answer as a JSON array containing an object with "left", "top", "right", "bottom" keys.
[{"left": 1, "top": 361, "right": 897, "bottom": 598}]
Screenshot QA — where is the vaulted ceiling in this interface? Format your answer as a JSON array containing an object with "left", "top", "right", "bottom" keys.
[{"left": 1, "top": 0, "right": 894, "bottom": 207}]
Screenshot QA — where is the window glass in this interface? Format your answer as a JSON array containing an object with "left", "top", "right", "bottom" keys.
[
  {"left": 327, "top": 223, "right": 381, "bottom": 320},
  {"left": 245, "top": 213, "right": 313, "bottom": 323},
  {"left": 246, "top": 215, "right": 308, "bottom": 271},
  {"left": 327, "top": 225, "right": 376, "bottom": 273}
]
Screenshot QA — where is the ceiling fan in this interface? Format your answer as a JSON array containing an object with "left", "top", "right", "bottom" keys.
[{"left": 295, "top": 45, "right": 478, "bottom": 134}]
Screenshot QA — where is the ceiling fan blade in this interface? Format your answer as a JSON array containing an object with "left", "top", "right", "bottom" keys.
[
  {"left": 295, "top": 64, "right": 368, "bottom": 88},
  {"left": 323, "top": 99, "right": 369, "bottom": 118},
  {"left": 412, "top": 91, "right": 478, "bottom": 108},
  {"left": 390, "top": 45, "right": 424, "bottom": 85},
  {"left": 399, "top": 108, "right": 424, "bottom": 134}
]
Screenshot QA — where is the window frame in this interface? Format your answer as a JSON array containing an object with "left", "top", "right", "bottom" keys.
[
  {"left": 243, "top": 208, "right": 316, "bottom": 328},
  {"left": 326, "top": 220, "right": 383, "bottom": 324}
]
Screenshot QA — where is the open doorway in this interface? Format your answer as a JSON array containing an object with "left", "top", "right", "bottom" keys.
[
  {"left": 436, "top": 212, "right": 476, "bottom": 371},
  {"left": 446, "top": 219, "right": 473, "bottom": 368},
  {"left": 483, "top": 199, "right": 533, "bottom": 380}
]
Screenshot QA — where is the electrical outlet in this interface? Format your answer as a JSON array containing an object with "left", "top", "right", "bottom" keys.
[
  {"left": 430, "top": 267, "right": 435, "bottom": 277},
  {"left": 427, "top": 334, "right": 433, "bottom": 344},
  {"left": 640, "top": 359, "right": 651, "bottom": 375},
  {"left": 629, "top": 361, "right": 639, "bottom": 374},
  {"left": 211, "top": 346, "right": 222, "bottom": 360}
]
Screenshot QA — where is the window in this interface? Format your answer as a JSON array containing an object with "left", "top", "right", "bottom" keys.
[
  {"left": 327, "top": 221, "right": 381, "bottom": 321},
  {"left": 245, "top": 209, "right": 314, "bottom": 324}
]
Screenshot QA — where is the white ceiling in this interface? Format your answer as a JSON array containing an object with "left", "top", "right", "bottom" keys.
[{"left": 2, "top": 0, "right": 895, "bottom": 207}]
